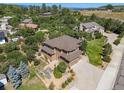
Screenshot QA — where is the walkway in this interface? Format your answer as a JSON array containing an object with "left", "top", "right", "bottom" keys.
[{"left": 96, "top": 37, "right": 124, "bottom": 90}]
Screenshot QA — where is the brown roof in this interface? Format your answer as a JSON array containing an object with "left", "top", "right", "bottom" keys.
[
  {"left": 60, "top": 50, "right": 82, "bottom": 62},
  {"left": 42, "top": 46, "right": 54, "bottom": 55},
  {"left": 26, "top": 23, "right": 38, "bottom": 29},
  {"left": 44, "top": 35, "right": 81, "bottom": 52}
]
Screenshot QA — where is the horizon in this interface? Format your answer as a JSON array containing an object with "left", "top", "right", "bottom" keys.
[{"left": 12, "top": 3, "right": 124, "bottom": 9}]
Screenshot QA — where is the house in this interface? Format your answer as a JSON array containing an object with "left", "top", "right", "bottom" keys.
[
  {"left": 40, "top": 12, "right": 53, "bottom": 17},
  {"left": 22, "top": 18, "right": 32, "bottom": 24},
  {"left": 20, "top": 18, "right": 38, "bottom": 29},
  {"left": 0, "top": 74, "right": 7, "bottom": 89},
  {"left": 79, "top": 22, "right": 104, "bottom": 33},
  {"left": 0, "top": 16, "right": 13, "bottom": 35},
  {"left": 41, "top": 35, "right": 82, "bottom": 66},
  {"left": 0, "top": 32, "right": 6, "bottom": 44}
]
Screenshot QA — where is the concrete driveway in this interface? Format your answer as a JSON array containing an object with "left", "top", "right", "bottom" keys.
[{"left": 70, "top": 56, "right": 104, "bottom": 90}]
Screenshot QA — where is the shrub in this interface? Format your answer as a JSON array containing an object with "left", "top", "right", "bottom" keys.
[
  {"left": 53, "top": 67, "right": 62, "bottom": 78},
  {"left": 4, "top": 42, "right": 19, "bottom": 53},
  {"left": 33, "top": 59, "right": 40, "bottom": 66},
  {"left": 113, "top": 38, "right": 121, "bottom": 45},
  {"left": 102, "top": 55, "right": 111, "bottom": 62},
  {"left": 62, "top": 83, "right": 66, "bottom": 88},
  {"left": 0, "top": 55, "right": 7, "bottom": 62},
  {"left": 0, "top": 46, "right": 3, "bottom": 53},
  {"left": 57, "top": 62, "right": 67, "bottom": 73}
]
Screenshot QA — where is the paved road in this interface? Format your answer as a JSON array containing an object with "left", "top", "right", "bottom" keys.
[{"left": 70, "top": 56, "right": 104, "bottom": 90}]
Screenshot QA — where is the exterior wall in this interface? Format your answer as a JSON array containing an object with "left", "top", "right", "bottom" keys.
[
  {"left": 41, "top": 51, "right": 55, "bottom": 62},
  {"left": 68, "top": 55, "right": 82, "bottom": 66}
]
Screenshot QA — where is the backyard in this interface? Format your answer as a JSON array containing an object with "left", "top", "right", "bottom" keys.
[{"left": 86, "top": 37, "right": 106, "bottom": 66}]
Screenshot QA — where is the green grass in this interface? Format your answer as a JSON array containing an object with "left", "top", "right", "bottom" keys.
[
  {"left": 86, "top": 38, "right": 106, "bottom": 66},
  {"left": 17, "top": 84, "right": 47, "bottom": 90},
  {"left": 29, "top": 67, "right": 36, "bottom": 80}
]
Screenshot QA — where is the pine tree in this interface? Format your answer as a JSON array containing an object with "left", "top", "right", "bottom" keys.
[
  {"left": 7, "top": 65, "right": 22, "bottom": 89},
  {"left": 18, "top": 61, "right": 29, "bottom": 79}
]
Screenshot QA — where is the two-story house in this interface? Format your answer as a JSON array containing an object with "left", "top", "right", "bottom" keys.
[{"left": 41, "top": 35, "right": 83, "bottom": 66}]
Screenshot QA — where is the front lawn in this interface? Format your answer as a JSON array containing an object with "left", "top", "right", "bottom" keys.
[{"left": 86, "top": 38, "right": 106, "bottom": 66}]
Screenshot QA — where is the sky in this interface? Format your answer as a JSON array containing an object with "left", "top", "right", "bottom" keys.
[{"left": 16, "top": 3, "right": 124, "bottom": 8}]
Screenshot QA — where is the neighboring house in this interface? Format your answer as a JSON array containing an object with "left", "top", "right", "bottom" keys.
[
  {"left": 20, "top": 18, "right": 38, "bottom": 29},
  {"left": 0, "top": 16, "right": 13, "bottom": 35},
  {"left": 79, "top": 22, "right": 104, "bottom": 33},
  {"left": 40, "top": 12, "right": 53, "bottom": 17},
  {"left": 22, "top": 18, "right": 32, "bottom": 24},
  {"left": 0, "top": 74, "right": 7, "bottom": 89},
  {"left": 0, "top": 32, "right": 6, "bottom": 44},
  {"left": 41, "top": 35, "right": 82, "bottom": 66}
]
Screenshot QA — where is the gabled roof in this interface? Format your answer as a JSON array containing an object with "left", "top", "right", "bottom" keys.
[
  {"left": 81, "top": 22, "right": 104, "bottom": 30},
  {"left": 42, "top": 46, "right": 54, "bottom": 55},
  {"left": 60, "top": 50, "right": 82, "bottom": 62},
  {"left": 44, "top": 35, "right": 81, "bottom": 52},
  {"left": 22, "top": 18, "right": 32, "bottom": 23}
]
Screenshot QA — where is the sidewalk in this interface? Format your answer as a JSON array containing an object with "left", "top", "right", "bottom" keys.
[{"left": 96, "top": 37, "right": 124, "bottom": 90}]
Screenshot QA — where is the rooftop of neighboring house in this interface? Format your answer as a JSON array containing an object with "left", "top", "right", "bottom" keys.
[
  {"left": 80, "top": 22, "right": 104, "bottom": 30},
  {"left": 22, "top": 18, "right": 32, "bottom": 24},
  {"left": 43, "top": 35, "right": 82, "bottom": 52},
  {"left": 25, "top": 23, "right": 38, "bottom": 29}
]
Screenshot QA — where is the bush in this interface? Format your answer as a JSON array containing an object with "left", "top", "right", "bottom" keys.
[
  {"left": 57, "top": 62, "right": 67, "bottom": 73},
  {"left": 102, "top": 55, "right": 111, "bottom": 62},
  {"left": 94, "top": 31, "right": 103, "bottom": 39},
  {"left": 0, "top": 46, "right": 3, "bottom": 53},
  {"left": 62, "top": 83, "right": 66, "bottom": 88},
  {"left": 33, "top": 59, "right": 40, "bottom": 66},
  {"left": 53, "top": 67, "right": 62, "bottom": 79},
  {"left": 4, "top": 42, "right": 19, "bottom": 53},
  {"left": 0, "top": 55, "right": 7, "bottom": 62},
  {"left": 113, "top": 38, "right": 121, "bottom": 45}
]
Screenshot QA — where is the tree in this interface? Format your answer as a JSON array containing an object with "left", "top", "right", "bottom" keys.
[
  {"left": 106, "top": 4, "right": 113, "bottom": 10},
  {"left": 42, "top": 3, "right": 47, "bottom": 13},
  {"left": 79, "top": 40, "right": 87, "bottom": 53},
  {"left": 90, "top": 13, "right": 97, "bottom": 20},
  {"left": 57, "top": 62, "right": 67, "bottom": 73},
  {"left": 4, "top": 42, "right": 19, "bottom": 53},
  {"left": 94, "top": 31, "right": 103, "bottom": 39},
  {"left": 53, "top": 67, "right": 62, "bottom": 79},
  {"left": 103, "top": 43, "right": 112, "bottom": 55},
  {"left": 0, "top": 46, "right": 3, "bottom": 53},
  {"left": 25, "top": 36, "right": 37, "bottom": 45},
  {"left": 0, "top": 55, "right": 7, "bottom": 62},
  {"left": 113, "top": 38, "right": 121, "bottom": 45},
  {"left": 17, "top": 61, "right": 29, "bottom": 79},
  {"left": 7, "top": 65, "right": 22, "bottom": 89},
  {"left": 7, "top": 51, "right": 28, "bottom": 67},
  {"left": 51, "top": 5, "right": 58, "bottom": 14}
]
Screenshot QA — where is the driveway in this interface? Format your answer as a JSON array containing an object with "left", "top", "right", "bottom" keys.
[
  {"left": 70, "top": 56, "right": 104, "bottom": 90},
  {"left": 103, "top": 32, "right": 118, "bottom": 48}
]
